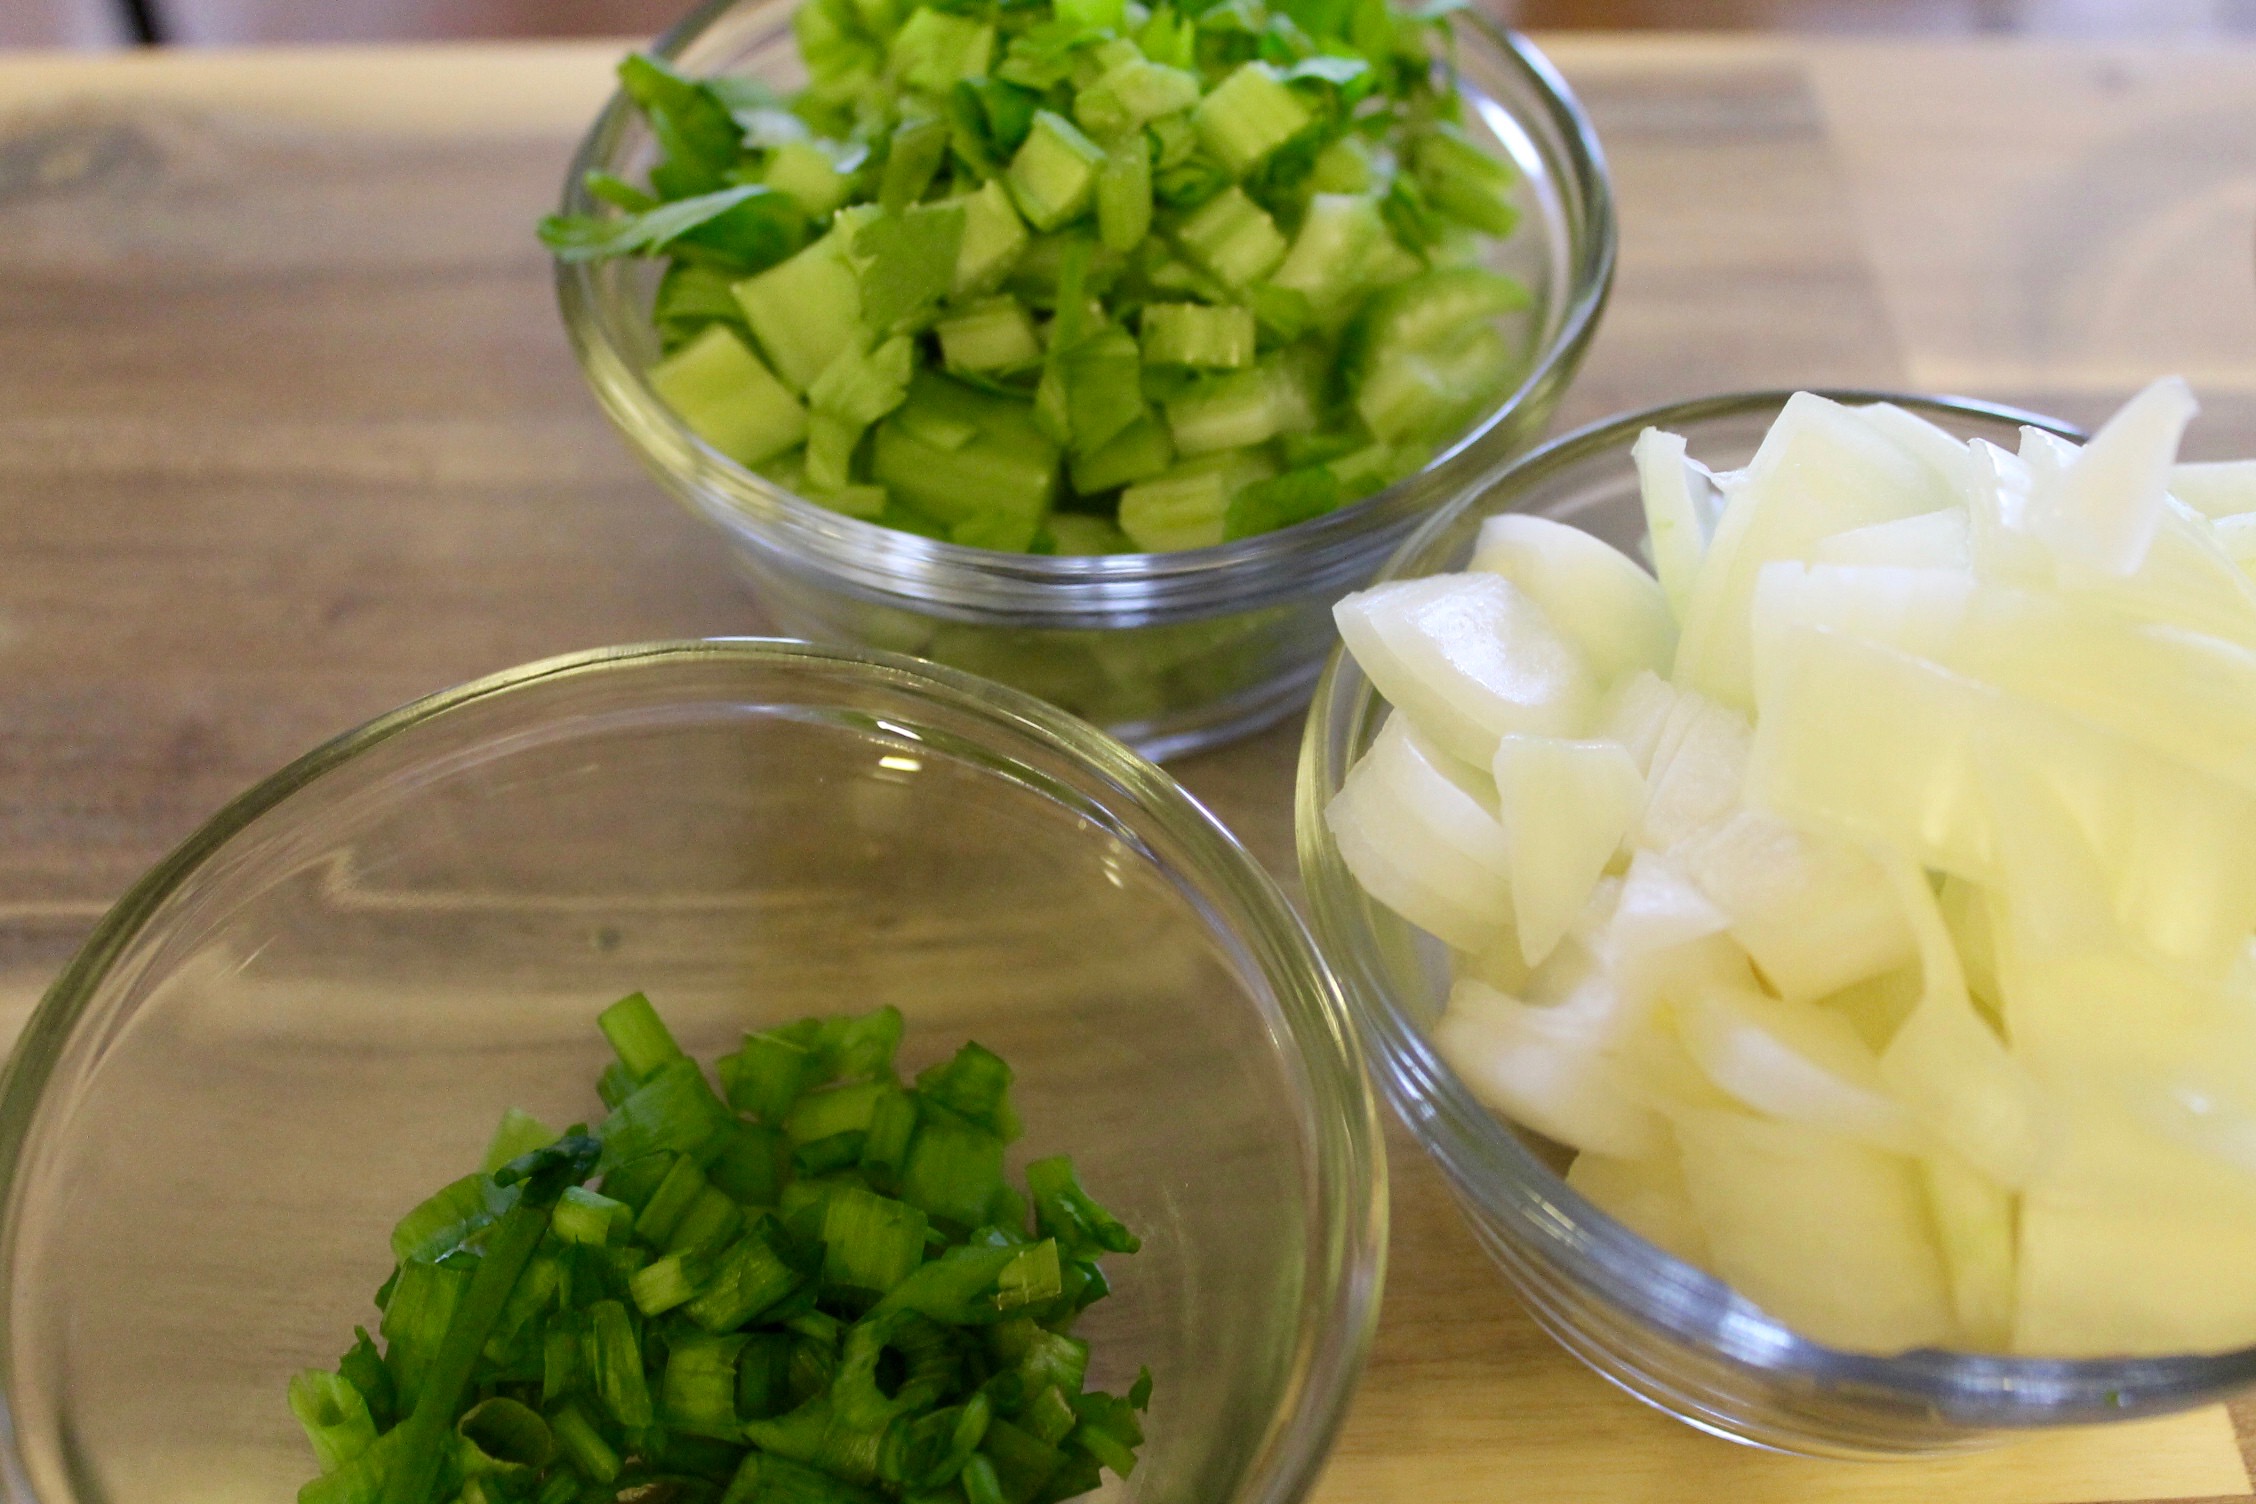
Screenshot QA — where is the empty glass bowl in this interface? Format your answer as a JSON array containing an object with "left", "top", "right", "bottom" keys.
[
  {"left": 553, "top": 0, "right": 1615, "bottom": 759},
  {"left": 1296, "top": 391, "right": 2256, "bottom": 1458},
  {"left": 0, "top": 639, "right": 1385, "bottom": 1504}
]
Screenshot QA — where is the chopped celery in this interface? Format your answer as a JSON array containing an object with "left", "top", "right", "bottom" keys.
[
  {"left": 647, "top": 324, "right": 810, "bottom": 467},
  {"left": 1139, "top": 303, "right": 1255, "bottom": 369},
  {"left": 937, "top": 298, "right": 1043, "bottom": 373},
  {"left": 1119, "top": 449, "right": 1277, "bottom": 549},
  {"left": 732, "top": 231, "right": 864, "bottom": 392},
  {"left": 1045, "top": 513, "right": 1135, "bottom": 554},
  {"left": 888, "top": 8, "right": 995, "bottom": 94},
  {"left": 1069, "top": 414, "right": 1175, "bottom": 494},
  {"left": 1173, "top": 187, "right": 1287, "bottom": 289},
  {"left": 952, "top": 180, "right": 1032, "bottom": 297},
  {"left": 1093, "top": 136, "right": 1152, "bottom": 255},
  {"left": 1007, "top": 111, "right": 1107, "bottom": 233},
  {"left": 1192, "top": 63, "right": 1312, "bottom": 175},
  {"left": 568, "top": 0, "right": 1527, "bottom": 551}
]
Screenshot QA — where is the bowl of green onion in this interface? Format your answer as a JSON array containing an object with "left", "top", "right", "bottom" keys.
[
  {"left": 549, "top": 0, "right": 1614, "bottom": 758},
  {"left": 0, "top": 640, "right": 1384, "bottom": 1504}
]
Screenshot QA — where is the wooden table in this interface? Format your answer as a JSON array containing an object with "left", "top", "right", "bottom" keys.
[{"left": 3, "top": 30, "right": 2256, "bottom": 1504}]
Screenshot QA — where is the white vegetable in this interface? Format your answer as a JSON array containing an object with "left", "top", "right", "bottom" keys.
[
  {"left": 1334, "top": 572, "right": 1598, "bottom": 767},
  {"left": 2172, "top": 460, "right": 2256, "bottom": 519},
  {"left": 1631, "top": 426, "right": 1718, "bottom": 624},
  {"left": 1332, "top": 378, "right": 2256, "bottom": 1355},
  {"left": 2027, "top": 376, "right": 2195, "bottom": 581},
  {"left": 1673, "top": 392, "right": 1960, "bottom": 709},
  {"left": 1469, "top": 513, "right": 1677, "bottom": 686},
  {"left": 1676, "top": 977, "right": 1919, "bottom": 1149},
  {"left": 1922, "top": 1150, "right": 2016, "bottom": 1350},
  {"left": 1567, "top": 1144, "right": 1712, "bottom": 1268},
  {"left": 1435, "top": 978, "right": 1663, "bottom": 1159},
  {"left": 1493, "top": 734, "right": 1643, "bottom": 966},
  {"left": 1674, "top": 1107, "right": 1957, "bottom": 1353},
  {"left": 1811, "top": 508, "right": 1971, "bottom": 569},
  {"left": 1674, "top": 806, "right": 1914, "bottom": 1002}
]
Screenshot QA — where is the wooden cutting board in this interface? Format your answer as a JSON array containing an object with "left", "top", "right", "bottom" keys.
[{"left": 0, "top": 27, "right": 2254, "bottom": 1503}]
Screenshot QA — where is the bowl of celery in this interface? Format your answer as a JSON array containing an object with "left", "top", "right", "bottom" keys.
[
  {"left": 0, "top": 639, "right": 1384, "bottom": 1504},
  {"left": 550, "top": 0, "right": 1613, "bottom": 758}
]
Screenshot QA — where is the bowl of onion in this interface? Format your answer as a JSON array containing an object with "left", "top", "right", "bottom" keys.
[{"left": 1297, "top": 382, "right": 2256, "bottom": 1456}]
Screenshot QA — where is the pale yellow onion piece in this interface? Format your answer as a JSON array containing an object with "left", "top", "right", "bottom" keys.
[
  {"left": 1875, "top": 853, "right": 2044, "bottom": 1188},
  {"left": 1673, "top": 1107, "right": 1957, "bottom": 1353},
  {"left": 1676, "top": 978, "right": 1920, "bottom": 1151},
  {"left": 1512, "top": 887, "right": 1653, "bottom": 1054},
  {"left": 1935, "top": 875, "right": 2004, "bottom": 1020},
  {"left": 1855, "top": 401, "right": 1981, "bottom": 498},
  {"left": 1632, "top": 426, "right": 1714, "bottom": 624},
  {"left": 2026, "top": 376, "right": 2195, "bottom": 582},
  {"left": 1748, "top": 626, "right": 1995, "bottom": 877},
  {"left": 1606, "top": 849, "right": 1730, "bottom": 979},
  {"left": 1468, "top": 512, "right": 1677, "bottom": 686},
  {"left": 2172, "top": 459, "right": 2256, "bottom": 519},
  {"left": 1325, "top": 775, "right": 1503, "bottom": 953},
  {"left": 1674, "top": 805, "right": 1916, "bottom": 1002},
  {"left": 1819, "top": 963, "right": 1923, "bottom": 1054},
  {"left": 1494, "top": 734, "right": 1643, "bottom": 966},
  {"left": 1435, "top": 978, "right": 1663, "bottom": 1159},
  {"left": 1811, "top": 508, "right": 1972, "bottom": 569},
  {"left": 2080, "top": 499, "right": 2256, "bottom": 650},
  {"left": 1747, "top": 560, "right": 1973, "bottom": 679},
  {"left": 1567, "top": 1142, "right": 1713, "bottom": 1269},
  {"left": 1921, "top": 1149, "right": 2016, "bottom": 1351},
  {"left": 2016, "top": 1193, "right": 2256, "bottom": 1356},
  {"left": 1594, "top": 669, "right": 1679, "bottom": 774},
  {"left": 1638, "top": 693, "right": 1751, "bottom": 852},
  {"left": 1333, "top": 572, "right": 1599, "bottom": 767},
  {"left": 1673, "top": 392, "right": 1960, "bottom": 710},
  {"left": 1963, "top": 438, "right": 2054, "bottom": 588},
  {"left": 2214, "top": 512, "right": 2256, "bottom": 571}
]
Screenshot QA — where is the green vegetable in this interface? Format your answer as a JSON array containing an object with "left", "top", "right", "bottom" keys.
[
  {"left": 544, "top": 0, "right": 1529, "bottom": 551},
  {"left": 293, "top": 997, "right": 1146, "bottom": 1504}
]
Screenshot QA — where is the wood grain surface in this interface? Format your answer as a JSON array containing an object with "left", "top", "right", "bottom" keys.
[{"left": 1, "top": 32, "right": 2255, "bottom": 1504}]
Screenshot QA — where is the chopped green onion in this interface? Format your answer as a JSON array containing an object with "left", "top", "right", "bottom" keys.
[
  {"left": 599, "top": 1057, "right": 733, "bottom": 1170},
  {"left": 598, "top": 991, "right": 685, "bottom": 1082},
  {"left": 548, "top": 1403, "right": 620, "bottom": 1485},
  {"left": 685, "top": 1224, "right": 805, "bottom": 1332},
  {"left": 822, "top": 1183, "right": 931, "bottom": 1293},
  {"left": 481, "top": 1109, "right": 559, "bottom": 1176},
  {"left": 552, "top": 1185, "right": 629, "bottom": 1247},
  {"left": 588, "top": 1299, "right": 654, "bottom": 1428},
  {"left": 634, "top": 1153, "right": 710, "bottom": 1245},
  {"left": 290, "top": 1369, "right": 379, "bottom": 1474}
]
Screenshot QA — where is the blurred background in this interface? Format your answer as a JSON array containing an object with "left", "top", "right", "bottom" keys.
[{"left": 4, "top": 0, "right": 2254, "bottom": 45}]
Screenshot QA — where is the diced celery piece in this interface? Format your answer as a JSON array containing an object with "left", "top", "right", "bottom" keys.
[
  {"left": 763, "top": 140, "right": 852, "bottom": 219},
  {"left": 887, "top": 7, "right": 996, "bottom": 94},
  {"left": 953, "top": 512, "right": 1045, "bottom": 551},
  {"left": 646, "top": 324, "right": 809, "bottom": 467},
  {"left": 937, "top": 297, "right": 1043, "bottom": 372},
  {"left": 1270, "top": 192, "right": 1386, "bottom": 326},
  {"left": 1174, "top": 186, "right": 1287, "bottom": 289},
  {"left": 1192, "top": 62, "right": 1311, "bottom": 175},
  {"left": 1070, "top": 412, "right": 1175, "bottom": 494},
  {"left": 1095, "top": 136, "right": 1152, "bottom": 255},
  {"left": 1356, "top": 323, "right": 1516, "bottom": 445},
  {"left": 1048, "top": 513, "right": 1135, "bottom": 554},
  {"left": 1414, "top": 123, "right": 1518, "bottom": 237},
  {"left": 1119, "top": 449, "right": 1277, "bottom": 550},
  {"left": 810, "top": 483, "right": 888, "bottom": 518},
  {"left": 1353, "top": 265, "right": 1530, "bottom": 369},
  {"left": 1307, "top": 134, "right": 1374, "bottom": 194},
  {"left": 1139, "top": 302, "right": 1255, "bottom": 369},
  {"left": 878, "top": 116, "right": 951, "bottom": 216},
  {"left": 1074, "top": 58, "right": 1201, "bottom": 138},
  {"left": 809, "top": 336, "right": 914, "bottom": 426},
  {"left": 953, "top": 179, "right": 1032, "bottom": 296},
  {"left": 732, "top": 231, "right": 863, "bottom": 391},
  {"left": 1057, "top": 325, "right": 1147, "bottom": 457},
  {"left": 872, "top": 374, "right": 1061, "bottom": 524},
  {"left": 1165, "top": 357, "right": 1310, "bottom": 455},
  {"left": 1007, "top": 111, "right": 1107, "bottom": 233}
]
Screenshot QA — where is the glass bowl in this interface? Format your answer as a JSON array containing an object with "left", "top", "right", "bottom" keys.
[
  {"left": 1297, "top": 391, "right": 2256, "bottom": 1458},
  {"left": 553, "top": 0, "right": 1616, "bottom": 760},
  {"left": 0, "top": 639, "right": 1386, "bottom": 1504}
]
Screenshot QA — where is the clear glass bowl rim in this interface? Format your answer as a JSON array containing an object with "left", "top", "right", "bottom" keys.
[
  {"left": 0, "top": 638, "right": 1390, "bottom": 1504},
  {"left": 1298, "top": 387, "right": 2256, "bottom": 1423},
  {"left": 551, "top": 0, "right": 1618, "bottom": 625}
]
